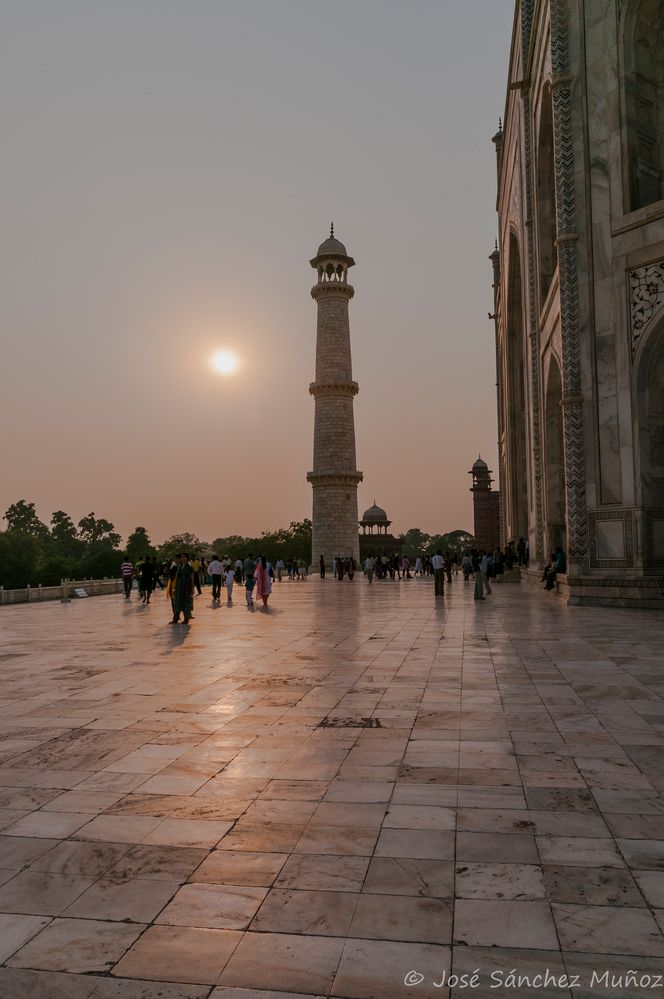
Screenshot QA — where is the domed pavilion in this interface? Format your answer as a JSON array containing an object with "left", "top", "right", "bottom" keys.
[{"left": 359, "top": 501, "right": 401, "bottom": 560}]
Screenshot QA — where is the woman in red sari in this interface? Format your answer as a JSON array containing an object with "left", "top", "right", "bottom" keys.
[{"left": 255, "top": 555, "right": 273, "bottom": 608}]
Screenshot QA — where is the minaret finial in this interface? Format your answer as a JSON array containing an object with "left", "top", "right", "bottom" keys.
[
  {"left": 330, "top": 222, "right": 334, "bottom": 238},
  {"left": 498, "top": 117, "right": 502, "bottom": 131}
]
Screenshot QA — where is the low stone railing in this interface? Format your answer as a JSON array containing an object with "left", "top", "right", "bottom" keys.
[{"left": 0, "top": 578, "right": 124, "bottom": 605}]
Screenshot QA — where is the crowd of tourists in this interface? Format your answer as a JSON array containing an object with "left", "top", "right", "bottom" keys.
[
  {"left": 120, "top": 552, "right": 276, "bottom": 624},
  {"left": 117, "top": 535, "right": 549, "bottom": 625}
]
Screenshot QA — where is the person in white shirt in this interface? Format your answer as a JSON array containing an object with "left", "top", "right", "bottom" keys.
[
  {"left": 275, "top": 559, "right": 284, "bottom": 582},
  {"left": 225, "top": 567, "right": 235, "bottom": 605},
  {"left": 208, "top": 555, "right": 223, "bottom": 601},
  {"left": 431, "top": 550, "right": 445, "bottom": 596},
  {"left": 365, "top": 556, "right": 375, "bottom": 584}
]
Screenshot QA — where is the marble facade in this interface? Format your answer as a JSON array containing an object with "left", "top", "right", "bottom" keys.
[{"left": 493, "top": 0, "right": 664, "bottom": 606}]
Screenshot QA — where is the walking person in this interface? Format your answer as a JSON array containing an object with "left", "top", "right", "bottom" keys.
[
  {"left": 255, "top": 555, "right": 273, "bottom": 608},
  {"left": 172, "top": 553, "right": 195, "bottom": 624},
  {"left": 432, "top": 550, "right": 445, "bottom": 596},
  {"left": 120, "top": 556, "right": 134, "bottom": 599},
  {"left": 275, "top": 558, "right": 284, "bottom": 582},
  {"left": 365, "top": 555, "right": 375, "bottom": 584},
  {"left": 225, "top": 564, "right": 235, "bottom": 604},
  {"left": 319, "top": 554, "right": 326, "bottom": 579},
  {"left": 243, "top": 554, "right": 256, "bottom": 609},
  {"left": 191, "top": 556, "right": 203, "bottom": 595},
  {"left": 208, "top": 554, "right": 223, "bottom": 601},
  {"left": 480, "top": 551, "right": 493, "bottom": 595},
  {"left": 140, "top": 556, "right": 154, "bottom": 604}
]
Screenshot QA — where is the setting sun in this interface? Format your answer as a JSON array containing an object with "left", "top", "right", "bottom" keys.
[{"left": 210, "top": 349, "right": 239, "bottom": 375}]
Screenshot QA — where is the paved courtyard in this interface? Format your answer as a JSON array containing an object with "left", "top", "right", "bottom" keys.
[{"left": 0, "top": 577, "right": 663, "bottom": 998}]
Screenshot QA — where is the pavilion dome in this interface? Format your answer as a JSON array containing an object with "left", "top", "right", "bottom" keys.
[
  {"left": 362, "top": 502, "right": 388, "bottom": 523},
  {"left": 316, "top": 235, "right": 348, "bottom": 257},
  {"left": 472, "top": 456, "right": 489, "bottom": 471}
]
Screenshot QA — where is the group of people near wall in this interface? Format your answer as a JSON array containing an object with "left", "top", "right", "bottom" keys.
[{"left": 120, "top": 552, "right": 275, "bottom": 624}]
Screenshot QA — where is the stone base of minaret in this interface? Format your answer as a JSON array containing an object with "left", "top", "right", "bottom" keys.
[{"left": 308, "top": 472, "right": 362, "bottom": 567}]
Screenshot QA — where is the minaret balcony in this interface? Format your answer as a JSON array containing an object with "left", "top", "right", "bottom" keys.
[
  {"left": 311, "top": 283, "right": 355, "bottom": 302},
  {"left": 307, "top": 470, "right": 363, "bottom": 487},
  {"left": 309, "top": 381, "right": 359, "bottom": 398}
]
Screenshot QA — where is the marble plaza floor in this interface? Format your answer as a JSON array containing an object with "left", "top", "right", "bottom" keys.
[{"left": 0, "top": 577, "right": 663, "bottom": 999}]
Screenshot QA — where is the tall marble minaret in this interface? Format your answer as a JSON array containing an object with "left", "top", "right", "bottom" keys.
[{"left": 307, "top": 226, "right": 363, "bottom": 567}]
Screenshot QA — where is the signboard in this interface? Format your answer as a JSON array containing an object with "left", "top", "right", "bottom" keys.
[{"left": 73, "top": 588, "right": 88, "bottom": 598}]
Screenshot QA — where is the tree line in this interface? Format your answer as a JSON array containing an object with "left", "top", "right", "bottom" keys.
[{"left": 0, "top": 499, "right": 473, "bottom": 588}]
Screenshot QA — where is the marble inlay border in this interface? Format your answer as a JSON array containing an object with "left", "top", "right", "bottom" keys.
[
  {"left": 630, "top": 261, "right": 664, "bottom": 355},
  {"left": 588, "top": 511, "right": 634, "bottom": 568}
]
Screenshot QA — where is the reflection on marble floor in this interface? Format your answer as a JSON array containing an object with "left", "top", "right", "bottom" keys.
[{"left": 0, "top": 578, "right": 663, "bottom": 997}]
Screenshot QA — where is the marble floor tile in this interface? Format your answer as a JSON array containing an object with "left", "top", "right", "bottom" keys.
[
  {"left": 0, "top": 870, "right": 93, "bottom": 915},
  {"left": 617, "top": 838, "right": 664, "bottom": 870},
  {"left": 7, "top": 917, "right": 145, "bottom": 973},
  {"left": 0, "top": 835, "right": 60, "bottom": 869},
  {"left": 451, "top": 946, "right": 570, "bottom": 999},
  {"left": 250, "top": 887, "right": 357, "bottom": 936},
  {"left": 331, "top": 938, "right": 451, "bottom": 999},
  {"left": 552, "top": 902, "right": 664, "bottom": 956},
  {"left": 362, "top": 857, "right": 454, "bottom": 898},
  {"left": 454, "top": 862, "right": 545, "bottom": 900},
  {"left": 99, "top": 844, "right": 206, "bottom": 883},
  {"left": 218, "top": 931, "right": 344, "bottom": 994},
  {"left": 536, "top": 836, "right": 625, "bottom": 868},
  {"left": 634, "top": 870, "right": 664, "bottom": 907},
  {"left": 63, "top": 876, "right": 179, "bottom": 921},
  {"left": 29, "top": 840, "right": 131, "bottom": 877},
  {"left": 0, "top": 968, "right": 102, "bottom": 999},
  {"left": 0, "top": 912, "right": 52, "bottom": 962},
  {"left": 295, "top": 824, "right": 380, "bottom": 856},
  {"left": 156, "top": 883, "right": 267, "bottom": 929},
  {"left": 73, "top": 814, "right": 162, "bottom": 843},
  {"left": 383, "top": 804, "right": 456, "bottom": 830},
  {"left": 542, "top": 865, "right": 644, "bottom": 906},
  {"left": 374, "top": 828, "right": 455, "bottom": 860},
  {"left": 275, "top": 853, "right": 369, "bottom": 892},
  {"left": 141, "top": 817, "right": 232, "bottom": 848},
  {"left": 4, "top": 811, "right": 97, "bottom": 839},
  {"left": 113, "top": 925, "right": 242, "bottom": 985},
  {"left": 453, "top": 899, "right": 559, "bottom": 950},
  {"left": 349, "top": 892, "right": 452, "bottom": 944},
  {"left": 455, "top": 831, "right": 539, "bottom": 863}
]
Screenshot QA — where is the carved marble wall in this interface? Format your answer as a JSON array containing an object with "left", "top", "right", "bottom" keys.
[{"left": 494, "top": 0, "right": 664, "bottom": 597}]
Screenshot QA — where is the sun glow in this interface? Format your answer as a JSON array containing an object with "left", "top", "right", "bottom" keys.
[{"left": 210, "top": 349, "right": 239, "bottom": 375}]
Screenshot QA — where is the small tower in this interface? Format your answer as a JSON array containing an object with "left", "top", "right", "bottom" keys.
[
  {"left": 307, "top": 226, "right": 363, "bottom": 567},
  {"left": 469, "top": 456, "right": 501, "bottom": 552}
]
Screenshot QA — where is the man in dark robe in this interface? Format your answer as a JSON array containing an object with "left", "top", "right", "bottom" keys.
[{"left": 172, "top": 553, "right": 194, "bottom": 624}]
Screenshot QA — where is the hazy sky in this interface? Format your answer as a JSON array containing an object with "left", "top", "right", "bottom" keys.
[{"left": 2, "top": 0, "right": 513, "bottom": 545}]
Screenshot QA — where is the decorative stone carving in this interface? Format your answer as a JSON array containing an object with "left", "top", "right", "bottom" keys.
[
  {"left": 550, "top": 0, "right": 588, "bottom": 569},
  {"left": 520, "top": 78, "right": 545, "bottom": 563},
  {"left": 630, "top": 261, "right": 664, "bottom": 354}
]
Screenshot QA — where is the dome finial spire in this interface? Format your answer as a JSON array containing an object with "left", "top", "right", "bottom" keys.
[{"left": 330, "top": 221, "right": 334, "bottom": 238}]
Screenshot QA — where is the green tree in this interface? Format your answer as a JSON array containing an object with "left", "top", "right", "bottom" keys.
[
  {"left": 0, "top": 531, "right": 39, "bottom": 587},
  {"left": 126, "top": 526, "right": 154, "bottom": 563},
  {"left": 398, "top": 527, "right": 431, "bottom": 555},
  {"left": 50, "top": 511, "right": 84, "bottom": 558},
  {"left": 3, "top": 500, "right": 48, "bottom": 539},
  {"left": 157, "top": 533, "right": 206, "bottom": 561},
  {"left": 77, "top": 513, "right": 121, "bottom": 548}
]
